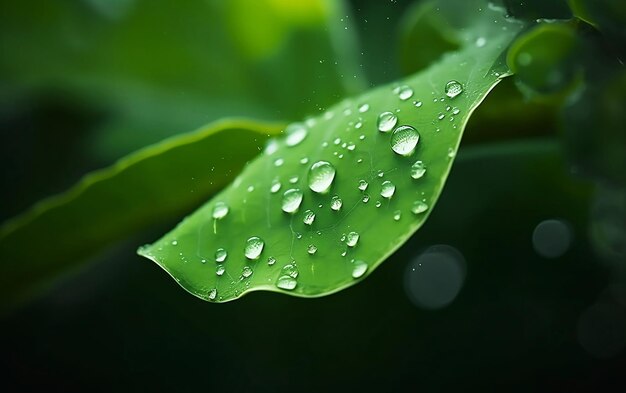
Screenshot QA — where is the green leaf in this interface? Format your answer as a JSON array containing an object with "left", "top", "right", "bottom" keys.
[
  {"left": 138, "top": 5, "right": 526, "bottom": 302},
  {"left": 0, "top": 119, "right": 283, "bottom": 309}
]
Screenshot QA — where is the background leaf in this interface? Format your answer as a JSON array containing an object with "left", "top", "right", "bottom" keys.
[
  {"left": 0, "top": 119, "right": 283, "bottom": 309},
  {"left": 139, "top": 6, "right": 526, "bottom": 302}
]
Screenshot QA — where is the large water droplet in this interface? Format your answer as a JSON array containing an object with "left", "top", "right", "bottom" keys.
[
  {"left": 377, "top": 111, "right": 398, "bottom": 133},
  {"left": 307, "top": 244, "right": 318, "bottom": 255},
  {"left": 358, "top": 180, "right": 368, "bottom": 191},
  {"left": 215, "top": 248, "right": 227, "bottom": 263},
  {"left": 391, "top": 125, "right": 420, "bottom": 156},
  {"left": 445, "top": 80, "right": 463, "bottom": 98},
  {"left": 212, "top": 202, "right": 229, "bottom": 219},
  {"left": 346, "top": 231, "right": 360, "bottom": 247},
  {"left": 397, "top": 85, "right": 414, "bottom": 100},
  {"left": 285, "top": 123, "right": 308, "bottom": 147},
  {"left": 303, "top": 210, "right": 316, "bottom": 225},
  {"left": 381, "top": 181, "right": 396, "bottom": 199},
  {"left": 308, "top": 161, "right": 336, "bottom": 193},
  {"left": 411, "top": 161, "right": 426, "bottom": 179},
  {"left": 282, "top": 188, "right": 303, "bottom": 213},
  {"left": 330, "top": 195, "right": 343, "bottom": 211},
  {"left": 208, "top": 288, "right": 217, "bottom": 300},
  {"left": 411, "top": 201, "right": 429, "bottom": 214},
  {"left": 244, "top": 236, "right": 264, "bottom": 260},
  {"left": 242, "top": 266, "right": 253, "bottom": 278},
  {"left": 352, "top": 260, "right": 368, "bottom": 278},
  {"left": 276, "top": 275, "right": 297, "bottom": 290}
]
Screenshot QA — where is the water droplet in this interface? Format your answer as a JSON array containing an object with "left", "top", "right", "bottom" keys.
[
  {"left": 303, "top": 210, "right": 316, "bottom": 225},
  {"left": 215, "top": 248, "right": 227, "bottom": 262},
  {"left": 268, "top": 256, "right": 276, "bottom": 265},
  {"left": 289, "top": 176, "right": 299, "bottom": 184},
  {"left": 414, "top": 101, "right": 423, "bottom": 108},
  {"left": 346, "top": 231, "right": 360, "bottom": 247},
  {"left": 362, "top": 194, "right": 370, "bottom": 203},
  {"left": 274, "top": 158, "right": 284, "bottom": 167},
  {"left": 411, "top": 161, "right": 426, "bottom": 179},
  {"left": 377, "top": 111, "right": 398, "bottom": 133},
  {"left": 330, "top": 195, "right": 343, "bottom": 211},
  {"left": 242, "top": 266, "right": 253, "bottom": 278},
  {"left": 341, "top": 142, "right": 347, "bottom": 149},
  {"left": 282, "top": 188, "right": 303, "bottom": 213},
  {"left": 208, "top": 288, "right": 217, "bottom": 300},
  {"left": 411, "top": 201, "right": 429, "bottom": 214},
  {"left": 452, "top": 107, "right": 460, "bottom": 115},
  {"left": 375, "top": 201, "right": 382, "bottom": 208},
  {"left": 247, "top": 185, "right": 255, "bottom": 192},
  {"left": 333, "top": 138, "right": 341, "bottom": 145},
  {"left": 377, "top": 170, "right": 384, "bottom": 178},
  {"left": 355, "top": 121, "right": 363, "bottom": 129},
  {"left": 296, "top": 232, "right": 303, "bottom": 239},
  {"left": 476, "top": 37, "right": 486, "bottom": 47},
  {"left": 397, "top": 85, "right": 414, "bottom": 100},
  {"left": 244, "top": 236, "right": 264, "bottom": 260},
  {"left": 447, "top": 147, "right": 456, "bottom": 158},
  {"left": 359, "top": 134, "right": 365, "bottom": 140},
  {"left": 276, "top": 275, "right": 297, "bottom": 290},
  {"left": 352, "top": 260, "right": 368, "bottom": 278},
  {"left": 358, "top": 103, "right": 370, "bottom": 113},
  {"left": 285, "top": 123, "right": 307, "bottom": 147},
  {"left": 347, "top": 143, "right": 356, "bottom": 151},
  {"left": 171, "top": 240, "right": 178, "bottom": 246},
  {"left": 340, "top": 234, "right": 346, "bottom": 242},
  {"left": 308, "top": 161, "right": 336, "bottom": 193},
  {"left": 299, "top": 157, "right": 309, "bottom": 165},
  {"left": 381, "top": 181, "right": 396, "bottom": 198},
  {"left": 391, "top": 125, "right": 420, "bottom": 156},
  {"left": 270, "top": 179, "right": 282, "bottom": 193},
  {"left": 282, "top": 264, "right": 299, "bottom": 278},
  {"left": 438, "top": 113, "right": 445, "bottom": 120},
  {"left": 445, "top": 80, "right": 463, "bottom": 98},
  {"left": 357, "top": 158, "right": 363, "bottom": 163},
  {"left": 265, "top": 140, "right": 278, "bottom": 155},
  {"left": 216, "top": 265, "right": 225, "bottom": 276},
  {"left": 307, "top": 244, "right": 318, "bottom": 255},
  {"left": 358, "top": 180, "right": 369, "bottom": 191},
  {"left": 393, "top": 210, "right": 402, "bottom": 221}
]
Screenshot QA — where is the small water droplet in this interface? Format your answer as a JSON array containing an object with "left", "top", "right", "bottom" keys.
[
  {"left": 307, "top": 244, "right": 318, "bottom": 255},
  {"left": 244, "top": 236, "right": 264, "bottom": 260},
  {"left": 358, "top": 103, "right": 370, "bottom": 113},
  {"left": 208, "top": 288, "right": 217, "bottom": 300},
  {"left": 303, "top": 210, "right": 316, "bottom": 225},
  {"left": 476, "top": 37, "right": 486, "bottom": 47},
  {"left": 447, "top": 147, "right": 456, "bottom": 158},
  {"left": 171, "top": 240, "right": 178, "bottom": 246},
  {"left": 282, "top": 188, "right": 303, "bottom": 213},
  {"left": 411, "top": 201, "right": 429, "bottom": 214},
  {"left": 357, "top": 158, "right": 363, "bottom": 163},
  {"left": 452, "top": 107, "right": 460, "bottom": 115},
  {"left": 381, "top": 180, "right": 396, "bottom": 198},
  {"left": 212, "top": 202, "right": 229, "bottom": 219},
  {"left": 347, "top": 143, "right": 356, "bottom": 151},
  {"left": 330, "top": 195, "right": 343, "bottom": 211},
  {"left": 397, "top": 85, "right": 414, "bottom": 100},
  {"left": 282, "top": 264, "right": 299, "bottom": 278},
  {"left": 445, "top": 80, "right": 463, "bottom": 98},
  {"left": 215, "top": 248, "right": 227, "bottom": 262},
  {"left": 346, "top": 232, "right": 360, "bottom": 247},
  {"left": 438, "top": 113, "right": 445, "bottom": 120},
  {"left": 340, "top": 234, "right": 346, "bottom": 242},
  {"left": 375, "top": 201, "right": 382, "bottom": 208},
  {"left": 247, "top": 185, "right": 255, "bottom": 192},
  {"left": 308, "top": 161, "right": 336, "bottom": 193},
  {"left": 265, "top": 140, "right": 278, "bottom": 155},
  {"left": 289, "top": 176, "right": 299, "bottom": 184},
  {"left": 414, "top": 101, "right": 423, "bottom": 108},
  {"left": 270, "top": 179, "right": 282, "bottom": 193},
  {"left": 268, "top": 256, "right": 276, "bottom": 265},
  {"left": 296, "top": 233, "right": 303, "bottom": 239},
  {"left": 393, "top": 210, "right": 402, "bottom": 221},
  {"left": 355, "top": 121, "right": 363, "bottom": 129},
  {"left": 352, "top": 260, "right": 368, "bottom": 278},
  {"left": 377, "top": 111, "right": 398, "bottom": 133},
  {"left": 299, "top": 157, "right": 309, "bottom": 164},
  {"left": 377, "top": 170, "right": 384, "bottom": 178},
  {"left": 276, "top": 275, "right": 297, "bottom": 290},
  {"left": 216, "top": 265, "right": 225, "bottom": 276},
  {"left": 411, "top": 161, "right": 426, "bottom": 179},
  {"left": 274, "top": 158, "right": 284, "bottom": 167},
  {"left": 358, "top": 179, "right": 368, "bottom": 191},
  {"left": 359, "top": 134, "right": 365, "bottom": 140},
  {"left": 242, "top": 266, "right": 253, "bottom": 278},
  {"left": 362, "top": 194, "right": 370, "bottom": 203},
  {"left": 391, "top": 125, "right": 420, "bottom": 156}
]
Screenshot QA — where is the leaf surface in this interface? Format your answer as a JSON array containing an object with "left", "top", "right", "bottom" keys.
[{"left": 139, "top": 5, "right": 526, "bottom": 302}]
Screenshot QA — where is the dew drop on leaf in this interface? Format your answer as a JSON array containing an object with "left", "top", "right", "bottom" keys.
[
  {"left": 308, "top": 161, "right": 336, "bottom": 193},
  {"left": 358, "top": 179, "right": 369, "bottom": 191},
  {"left": 274, "top": 158, "right": 284, "bottom": 167},
  {"left": 215, "top": 248, "right": 227, "bottom": 263},
  {"left": 208, "top": 288, "right": 217, "bottom": 300},
  {"left": 377, "top": 111, "right": 398, "bottom": 133},
  {"left": 445, "top": 80, "right": 463, "bottom": 98},
  {"left": 285, "top": 123, "right": 308, "bottom": 147},
  {"left": 216, "top": 265, "right": 225, "bottom": 276},
  {"left": 397, "top": 85, "right": 414, "bottom": 100},
  {"left": 346, "top": 231, "right": 360, "bottom": 247},
  {"left": 267, "top": 256, "right": 276, "bottom": 265},
  {"left": 281, "top": 188, "right": 303, "bottom": 213},
  {"left": 270, "top": 179, "right": 282, "bottom": 193},
  {"left": 282, "top": 264, "right": 299, "bottom": 278},
  {"left": 362, "top": 194, "right": 370, "bottom": 203},
  {"left": 303, "top": 210, "right": 316, "bottom": 225},
  {"left": 242, "top": 266, "right": 253, "bottom": 278},
  {"left": 411, "top": 201, "right": 429, "bottom": 214},
  {"left": 358, "top": 103, "right": 370, "bottom": 113},
  {"left": 244, "top": 236, "right": 264, "bottom": 260},
  {"left": 393, "top": 210, "right": 402, "bottom": 221},
  {"left": 330, "top": 195, "right": 343, "bottom": 211},
  {"left": 352, "top": 260, "right": 368, "bottom": 278},
  {"left": 276, "top": 275, "right": 297, "bottom": 290},
  {"left": 390, "top": 125, "right": 420, "bottom": 156},
  {"left": 307, "top": 244, "right": 318, "bottom": 255},
  {"left": 411, "top": 161, "right": 426, "bottom": 179},
  {"left": 381, "top": 181, "right": 396, "bottom": 199},
  {"left": 212, "top": 202, "right": 229, "bottom": 219}
]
